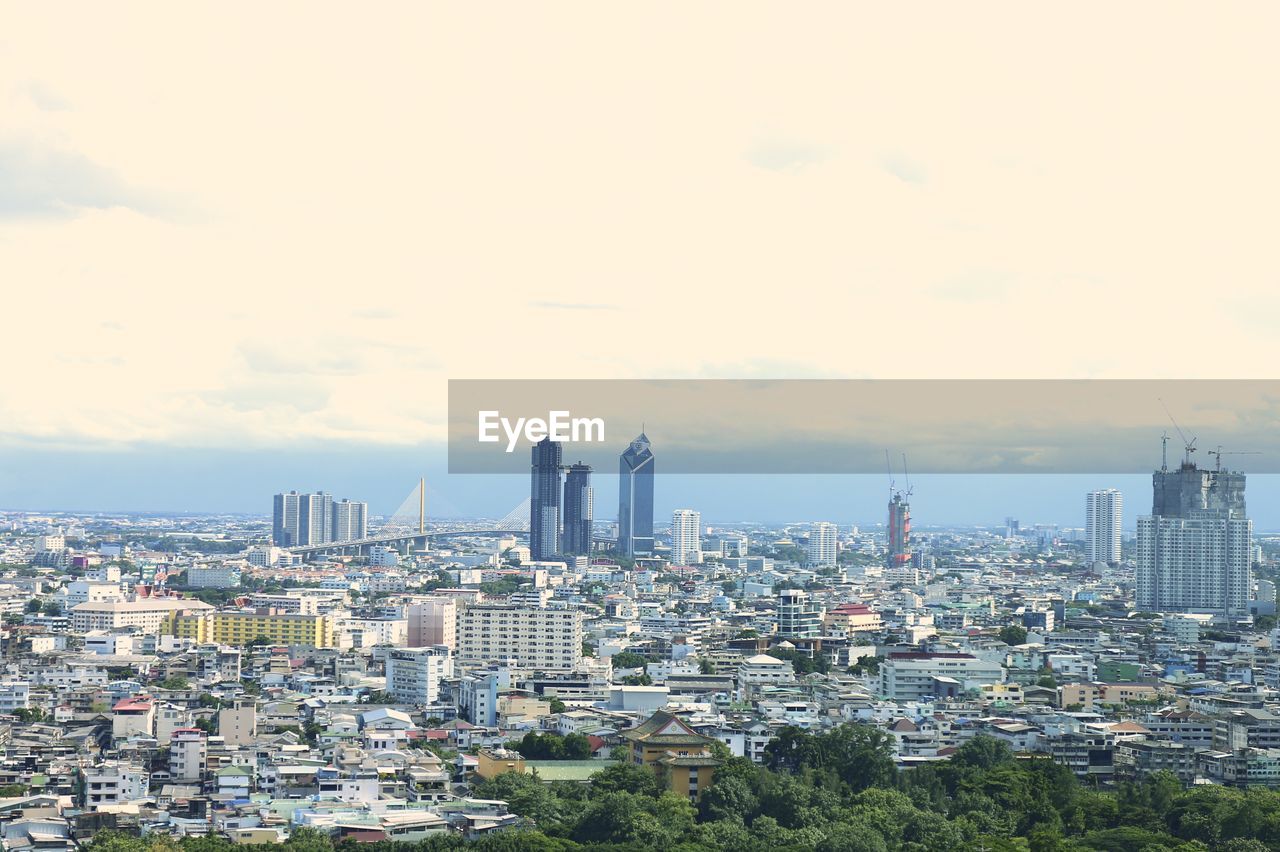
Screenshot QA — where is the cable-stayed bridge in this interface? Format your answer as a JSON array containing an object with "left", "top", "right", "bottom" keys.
[{"left": 285, "top": 480, "right": 532, "bottom": 557}]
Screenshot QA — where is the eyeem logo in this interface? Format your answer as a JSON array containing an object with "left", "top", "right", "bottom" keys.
[{"left": 478, "top": 410, "right": 606, "bottom": 452}]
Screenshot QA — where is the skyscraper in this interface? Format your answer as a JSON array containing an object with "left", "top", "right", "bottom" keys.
[
  {"left": 562, "top": 462, "right": 594, "bottom": 556},
  {"left": 807, "top": 521, "right": 838, "bottom": 567},
  {"left": 1085, "top": 489, "right": 1123, "bottom": 565},
  {"left": 887, "top": 492, "right": 911, "bottom": 570},
  {"left": 617, "top": 432, "right": 654, "bottom": 558},
  {"left": 297, "top": 492, "right": 333, "bottom": 546},
  {"left": 272, "top": 491, "right": 300, "bottom": 546},
  {"left": 1137, "top": 457, "right": 1252, "bottom": 621},
  {"left": 331, "top": 499, "right": 368, "bottom": 542},
  {"left": 529, "top": 437, "right": 562, "bottom": 561},
  {"left": 670, "top": 509, "right": 702, "bottom": 565}
]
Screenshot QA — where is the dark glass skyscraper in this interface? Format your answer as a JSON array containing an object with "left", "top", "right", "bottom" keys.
[
  {"left": 530, "top": 437, "right": 563, "bottom": 561},
  {"left": 272, "top": 491, "right": 300, "bottom": 546},
  {"left": 562, "top": 462, "right": 593, "bottom": 556},
  {"left": 617, "top": 432, "right": 654, "bottom": 557}
]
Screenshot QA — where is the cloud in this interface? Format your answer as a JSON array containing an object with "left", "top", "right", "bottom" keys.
[
  {"left": 239, "top": 342, "right": 368, "bottom": 376},
  {"left": 880, "top": 152, "right": 927, "bottom": 184},
  {"left": 0, "top": 138, "right": 161, "bottom": 219},
  {"left": 21, "top": 80, "right": 71, "bottom": 111},
  {"left": 746, "top": 140, "right": 830, "bottom": 173},
  {"left": 930, "top": 269, "right": 1013, "bottom": 303}
]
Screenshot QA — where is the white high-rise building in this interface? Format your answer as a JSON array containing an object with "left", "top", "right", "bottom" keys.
[
  {"left": 455, "top": 605, "right": 583, "bottom": 671},
  {"left": 1137, "top": 512, "right": 1252, "bottom": 620},
  {"left": 671, "top": 509, "right": 702, "bottom": 565},
  {"left": 332, "top": 499, "right": 368, "bottom": 542},
  {"left": 1086, "top": 489, "right": 1123, "bottom": 565},
  {"left": 386, "top": 645, "right": 453, "bottom": 704},
  {"left": 807, "top": 522, "right": 838, "bottom": 566}
]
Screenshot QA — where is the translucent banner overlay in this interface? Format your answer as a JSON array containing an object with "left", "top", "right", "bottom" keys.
[{"left": 447, "top": 379, "right": 1280, "bottom": 474}]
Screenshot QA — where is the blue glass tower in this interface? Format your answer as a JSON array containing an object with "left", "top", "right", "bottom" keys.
[{"left": 617, "top": 433, "right": 654, "bottom": 557}]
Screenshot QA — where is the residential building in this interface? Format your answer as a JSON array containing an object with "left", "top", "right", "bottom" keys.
[
  {"left": 455, "top": 605, "right": 582, "bottom": 671},
  {"left": 386, "top": 646, "right": 453, "bottom": 705},
  {"left": 562, "top": 463, "right": 593, "bottom": 556},
  {"left": 530, "top": 438, "right": 562, "bottom": 561},
  {"left": 1086, "top": 488, "right": 1123, "bottom": 565},
  {"left": 671, "top": 509, "right": 702, "bottom": 565}
]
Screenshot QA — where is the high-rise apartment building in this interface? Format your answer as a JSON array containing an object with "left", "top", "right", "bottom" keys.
[
  {"left": 274, "top": 490, "right": 365, "bottom": 546},
  {"left": 530, "top": 438, "right": 563, "bottom": 561},
  {"left": 618, "top": 433, "right": 654, "bottom": 558},
  {"left": 671, "top": 509, "right": 702, "bottom": 565},
  {"left": 563, "top": 462, "right": 594, "bottom": 556},
  {"left": 807, "top": 522, "right": 838, "bottom": 566},
  {"left": 1137, "top": 459, "right": 1252, "bottom": 621},
  {"left": 1086, "top": 489, "right": 1123, "bottom": 565},
  {"left": 297, "top": 492, "right": 334, "bottom": 546},
  {"left": 455, "top": 605, "right": 583, "bottom": 671},
  {"left": 331, "top": 499, "right": 368, "bottom": 542},
  {"left": 272, "top": 491, "right": 301, "bottom": 546}
]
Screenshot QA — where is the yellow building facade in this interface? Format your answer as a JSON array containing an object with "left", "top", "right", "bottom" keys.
[{"left": 169, "top": 611, "right": 335, "bottom": 648}]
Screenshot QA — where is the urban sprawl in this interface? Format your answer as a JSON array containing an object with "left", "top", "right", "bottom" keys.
[{"left": 1, "top": 433, "right": 1278, "bottom": 851}]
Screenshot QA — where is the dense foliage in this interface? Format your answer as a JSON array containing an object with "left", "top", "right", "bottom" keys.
[{"left": 81, "top": 730, "right": 1280, "bottom": 851}]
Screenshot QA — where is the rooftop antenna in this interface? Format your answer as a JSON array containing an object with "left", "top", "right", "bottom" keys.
[{"left": 1158, "top": 398, "right": 1197, "bottom": 467}]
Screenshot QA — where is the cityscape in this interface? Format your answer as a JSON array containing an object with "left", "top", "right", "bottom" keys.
[
  {"left": 1, "top": 425, "right": 1280, "bottom": 850},
  {"left": 7, "top": 3, "right": 1280, "bottom": 850}
]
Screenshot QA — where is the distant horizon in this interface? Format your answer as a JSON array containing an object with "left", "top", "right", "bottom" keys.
[{"left": 4, "top": 444, "right": 1280, "bottom": 533}]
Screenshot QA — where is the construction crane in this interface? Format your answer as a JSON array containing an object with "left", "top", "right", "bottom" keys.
[
  {"left": 902, "top": 452, "right": 914, "bottom": 498},
  {"left": 1207, "top": 446, "right": 1260, "bottom": 473},
  {"left": 1158, "top": 398, "right": 1197, "bottom": 467},
  {"left": 884, "top": 449, "right": 896, "bottom": 498}
]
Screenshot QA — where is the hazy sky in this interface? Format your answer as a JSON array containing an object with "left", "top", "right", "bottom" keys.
[{"left": 3, "top": 5, "right": 1279, "bottom": 523}]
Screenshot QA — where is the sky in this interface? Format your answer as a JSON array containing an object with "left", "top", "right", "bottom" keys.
[{"left": 3, "top": 5, "right": 1280, "bottom": 525}]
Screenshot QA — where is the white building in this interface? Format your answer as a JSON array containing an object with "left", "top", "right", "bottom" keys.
[
  {"left": 455, "top": 605, "right": 582, "bottom": 671},
  {"left": 879, "top": 652, "right": 1004, "bottom": 701},
  {"left": 82, "top": 762, "right": 148, "bottom": 807},
  {"left": 332, "top": 499, "right": 369, "bottom": 542},
  {"left": 0, "top": 682, "right": 30, "bottom": 712},
  {"left": 806, "top": 522, "right": 838, "bottom": 567},
  {"left": 1137, "top": 512, "right": 1252, "bottom": 621},
  {"left": 670, "top": 509, "right": 702, "bottom": 565},
  {"left": 187, "top": 564, "right": 243, "bottom": 589},
  {"left": 170, "top": 729, "right": 207, "bottom": 782},
  {"left": 386, "top": 646, "right": 453, "bottom": 704},
  {"left": 71, "top": 598, "right": 214, "bottom": 635},
  {"left": 59, "top": 580, "right": 125, "bottom": 609},
  {"left": 738, "top": 654, "right": 795, "bottom": 685},
  {"left": 1086, "top": 489, "right": 1123, "bottom": 565}
]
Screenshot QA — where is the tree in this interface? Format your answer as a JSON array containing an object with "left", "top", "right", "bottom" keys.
[
  {"left": 999, "top": 624, "right": 1029, "bottom": 646},
  {"left": 951, "top": 734, "right": 1014, "bottom": 769},
  {"left": 159, "top": 676, "right": 190, "bottom": 690},
  {"left": 610, "top": 651, "right": 647, "bottom": 670}
]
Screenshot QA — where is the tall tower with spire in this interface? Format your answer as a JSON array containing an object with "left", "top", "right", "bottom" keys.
[{"left": 617, "top": 432, "right": 654, "bottom": 558}]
